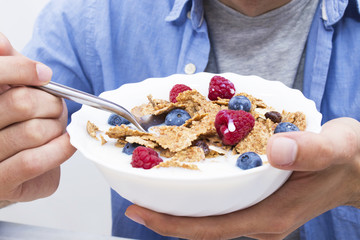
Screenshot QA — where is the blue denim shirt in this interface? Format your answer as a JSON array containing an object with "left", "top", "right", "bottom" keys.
[{"left": 23, "top": 0, "right": 360, "bottom": 239}]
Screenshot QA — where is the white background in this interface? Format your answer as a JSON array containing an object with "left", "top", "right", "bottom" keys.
[{"left": 0, "top": 0, "right": 112, "bottom": 236}]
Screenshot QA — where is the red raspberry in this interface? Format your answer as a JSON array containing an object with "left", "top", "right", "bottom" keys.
[
  {"left": 131, "top": 146, "right": 163, "bottom": 169},
  {"left": 214, "top": 109, "right": 255, "bottom": 146},
  {"left": 208, "top": 76, "right": 236, "bottom": 100},
  {"left": 169, "top": 84, "right": 192, "bottom": 103}
]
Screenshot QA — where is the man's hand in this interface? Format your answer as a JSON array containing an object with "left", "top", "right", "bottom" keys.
[
  {"left": 124, "top": 117, "right": 360, "bottom": 240},
  {"left": 0, "top": 33, "right": 76, "bottom": 205}
]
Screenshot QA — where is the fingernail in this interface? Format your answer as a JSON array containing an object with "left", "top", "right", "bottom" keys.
[
  {"left": 271, "top": 137, "right": 298, "bottom": 166},
  {"left": 36, "top": 63, "right": 52, "bottom": 83},
  {"left": 125, "top": 212, "right": 145, "bottom": 225}
]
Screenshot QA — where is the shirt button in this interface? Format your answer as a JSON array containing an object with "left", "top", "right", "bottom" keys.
[
  {"left": 187, "top": 11, "right": 191, "bottom": 19},
  {"left": 184, "top": 63, "right": 196, "bottom": 74}
]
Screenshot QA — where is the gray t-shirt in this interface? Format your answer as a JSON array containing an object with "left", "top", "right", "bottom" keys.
[
  {"left": 204, "top": 0, "right": 319, "bottom": 90},
  {"left": 203, "top": 1, "right": 319, "bottom": 239}
]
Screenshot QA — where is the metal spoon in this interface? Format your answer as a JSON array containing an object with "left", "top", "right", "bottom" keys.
[{"left": 38, "top": 82, "right": 164, "bottom": 132}]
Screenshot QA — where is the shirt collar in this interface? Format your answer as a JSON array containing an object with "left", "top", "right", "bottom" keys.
[
  {"left": 166, "top": 0, "right": 360, "bottom": 28},
  {"left": 321, "top": 0, "right": 360, "bottom": 26},
  {"left": 165, "top": 0, "right": 204, "bottom": 29}
]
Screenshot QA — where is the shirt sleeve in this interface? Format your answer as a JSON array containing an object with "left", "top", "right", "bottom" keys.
[{"left": 22, "top": 0, "right": 99, "bottom": 118}]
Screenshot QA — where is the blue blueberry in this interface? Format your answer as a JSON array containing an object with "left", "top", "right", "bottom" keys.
[
  {"left": 274, "top": 122, "right": 299, "bottom": 134},
  {"left": 122, "top": 143, "right": 141, "bottom": 155},
  {"left": 236, "top": 152, "right": 262, "bottom": 170},
  {"left": 108, "top": 113, "right": 130, "bottom": 126},
  {"left": 228, "top": 96, "right": 251, "bottom": 112},
  {"left": 165, "top": 109, "right": 191, "bottom": 126}
]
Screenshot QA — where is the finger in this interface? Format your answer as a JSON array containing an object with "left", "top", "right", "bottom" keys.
[
  {"left": 125, "top": 205, "right": 207, "bottom": 239},
  {"left": 246, "top": 232, "right": 292, "bottom": 240},
  {"left": 125, "top": 205, "right": 262, "bottom": 240},
  {"left": 0, "top": 85, "right": 11, "bottom": 94},
  {"left": 0, "top": 56, "right": 52, "bottom": 85},
  {"left": 0, "top": 118, "right": 65, "bottom": 161},
  {"left": 0, "top": 33, "right": 49, "bottom": 95},
  {"left": 0, "top": 86, "right": 63, "bottom": 129},
  {"left": 267, "top": 118, "right": 360, "bottom": 171},
  {"left": 246, "top": 226, "right": 302, "bottom": 240},
  {"left": 16, "top": 167, "right": 61, "bottom": 202},
  {"left": 0, "top": 133, "right": 76, "bottom": 195}
]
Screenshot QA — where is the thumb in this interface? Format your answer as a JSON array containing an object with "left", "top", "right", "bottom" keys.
[
  {"left": 0, "top": 58, "right": 52, "bottom": 86},
  {"left": 267, "top": 118, "right": 360, "bottom": 171},
  {"left": 0, "top": 33, "right": 52, "bottom": 86}
]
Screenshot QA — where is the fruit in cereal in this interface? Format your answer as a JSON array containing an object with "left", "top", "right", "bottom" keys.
[
  {"left": 131, "top": 146, "right": 163, "bottom": 169},
  {"left": 122, "top": 142, "right": 141, "bottom": 155},
  {"left": 215, "top": 109, "right": 255, "bottom": 146},
  {"left": 274, "top": 122, "right": 299, "bottom": 133},
  {"left": 108, "top": 113, "right": 130, "bottom": 126},
  {"left": 265, "top": 111, "right": 282, "bottom": 123},
  {"left": 208, "top": 76, "right": 236, "bottom": 100},
  {"left": 236, "top": 152, "right": 262, "bottom": 170},
  {"left": 228, "top": 95, "right": 251, "bottom": 112},
  {"left": 165, "top": 109, "right": 191, "bottom": 126},
  {"left": 169, "top": 84, "right": 192, "bottom": 103}
]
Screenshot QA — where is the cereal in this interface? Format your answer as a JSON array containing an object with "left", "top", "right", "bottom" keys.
[
  {"left": 234, "top": 119, "right": 273, "bottom": 155},
  {"left": 125, "top": 136, "right": 158, "bottom": 149},
  {"left": 87, "top": 121, "right": 100, "bottom": 140},
  {"left": 282, "top": 111, "right": 306, "bottom": 131},
  {"left": 131, "top": 95, "right": 187, "bottom": 117},
  {"left": 144, "top": 125, "right": 199, "bottom": 152},
  {"left": 100, "top": 135, "right": 107, "bottom": 145},
  {"left": 171, "top": 146, "right": 205, "bottom": 162},
  {"left": 157, "top": 161, "right": 199, "bottom": 170},
  {"left": 106, "top": 124, "right": 149, "bottom": 139},
  {"left": 88, "top": 79, "right": 307, "bottom": 171}
]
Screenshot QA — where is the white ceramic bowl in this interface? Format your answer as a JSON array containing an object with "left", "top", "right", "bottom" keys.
[{"left": 67, "top": 72, "right": 322, "bottom": 217}]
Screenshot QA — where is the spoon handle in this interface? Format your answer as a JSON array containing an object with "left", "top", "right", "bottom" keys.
[{"left": 38, "top": 82, "right": 146, "bottom": 132}]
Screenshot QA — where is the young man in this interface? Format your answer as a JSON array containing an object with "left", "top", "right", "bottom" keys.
[{"left": 3, "top": 0, "right": 359, "bottom": 239}]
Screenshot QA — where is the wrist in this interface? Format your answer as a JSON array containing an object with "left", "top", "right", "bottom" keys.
[
  {"left": 348, "top": 169, "right": 360, "bottom": 208},
  {"left": 345, "top": 152, "right": 360, "bottom": 209},
  {"left": 343, "top": 118, "right": 360, "bottom": 209}
]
